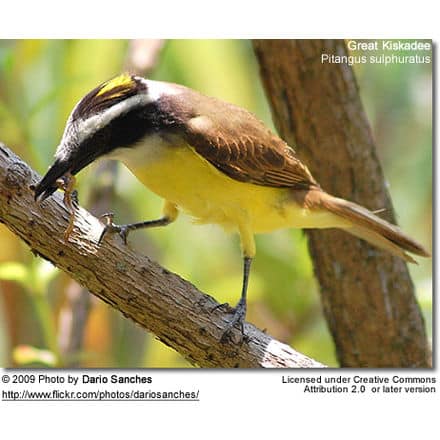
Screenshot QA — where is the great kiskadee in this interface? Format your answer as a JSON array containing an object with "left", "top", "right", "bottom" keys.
[{"left": 34, "top": 73, "right": 430, "bottom": 341}]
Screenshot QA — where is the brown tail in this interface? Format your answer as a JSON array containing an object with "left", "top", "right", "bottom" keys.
[{"left": 308, "top": 190, "right": 430, "bottom": 264}]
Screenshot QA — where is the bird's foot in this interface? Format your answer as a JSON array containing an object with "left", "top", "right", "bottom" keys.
[
  {"left": 211, "top": 301, "right": 233, "bottom": 313},
  {"left": 98, "top": 213, "right": 130, "bottom": 245},
  {"left": 219, "top": 297, "right": 247, "bottom": 344}
]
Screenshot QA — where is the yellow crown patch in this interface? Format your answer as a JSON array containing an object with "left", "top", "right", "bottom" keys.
[{"left": 97, "top": 73, "right": 135, "bottom": 98}]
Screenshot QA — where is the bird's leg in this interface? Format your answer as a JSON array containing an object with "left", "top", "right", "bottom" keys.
[
  {"left": 99, "top": 215, "right": 172, "bottom": 244},
  {"left": 220, "top": 227, "right": 255, "bottom": 343},
  {"left": 220, "top": 256, "right": 253, "bottom": 343},
  {"left": 98, "top": 200, "right": 178, "bottom": 245}
]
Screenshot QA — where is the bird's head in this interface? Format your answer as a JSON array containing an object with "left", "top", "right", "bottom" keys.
[{"left": 33, "top": 73, "right": 183, "bottom": 201}]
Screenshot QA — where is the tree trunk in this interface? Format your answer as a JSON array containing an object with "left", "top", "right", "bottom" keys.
[{"left": 253, "top": 39, "right": 431, "bottom": 367}]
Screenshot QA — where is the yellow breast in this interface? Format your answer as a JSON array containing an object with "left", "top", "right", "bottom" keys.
[{"left": 110, "top": 137, "right": 342, "bottom": 234}]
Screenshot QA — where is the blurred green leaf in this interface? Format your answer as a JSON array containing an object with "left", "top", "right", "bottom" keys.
[
  {"left": 13, "top": 344, "right": 57, "bottom": 367},
  {"left": 0, "top": 262, "right": 29, "bottom": 285},
  {"left": 33, "top": 260, "right": 59, "bottom": 289}
]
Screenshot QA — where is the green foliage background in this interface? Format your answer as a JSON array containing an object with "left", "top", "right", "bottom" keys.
[{"left": 0, "top": 40, "right": 432, "bottom": 367}]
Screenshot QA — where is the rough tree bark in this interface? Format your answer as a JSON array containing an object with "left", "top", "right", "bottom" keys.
[
  {"left": 0, "top": 143, "right": 325, "bottom": 368},
  {"left": 253, "top": 39, "right": 431, "bottom": 367}
]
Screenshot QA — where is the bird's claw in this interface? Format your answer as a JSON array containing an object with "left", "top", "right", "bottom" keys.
[
  {"left": 219, "top": 298, "right": 247, "bottom": 344},
  {"left": 211, "top": 302, "right": 233, "bottom": 313},
  {"left": 98, "top": 213, "right": 130, "bottom": 245}
]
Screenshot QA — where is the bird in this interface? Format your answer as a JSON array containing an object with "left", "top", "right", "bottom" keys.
[{"left": 34, "top": 73, "right": 430, "bottom": 342}]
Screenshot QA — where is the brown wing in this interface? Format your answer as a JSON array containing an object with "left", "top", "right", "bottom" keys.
[{"left": 183, "top": 109, "right": 318, "bottom": 190}]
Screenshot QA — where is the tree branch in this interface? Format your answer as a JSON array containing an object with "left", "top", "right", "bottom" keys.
[{"left": 0, "top": 143, "right": 325, "bottom": 368}]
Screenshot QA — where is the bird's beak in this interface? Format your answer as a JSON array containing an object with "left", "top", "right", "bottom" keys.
[{"left": 34, "top": 155, "right": 73, "bottom": 202}]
